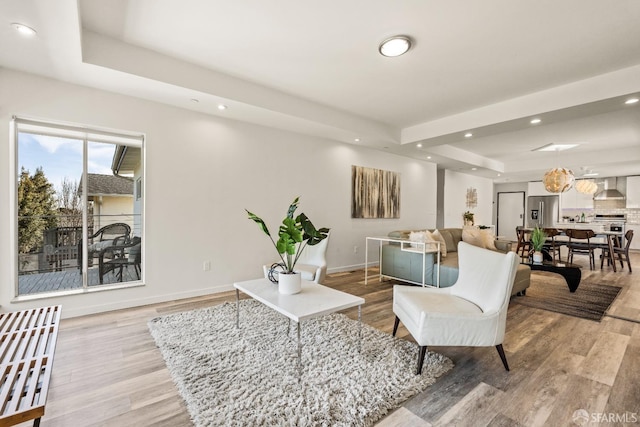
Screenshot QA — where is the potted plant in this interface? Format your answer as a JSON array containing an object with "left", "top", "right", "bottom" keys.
[
  {"left": 246, "top": 196, "right": 329, "bottom": 294},
  {"left": 530, "top": 227, "right": 547, "bottom": 263},
  {"left": 463, "top": 211, "right": 475, "bottom": 226}
]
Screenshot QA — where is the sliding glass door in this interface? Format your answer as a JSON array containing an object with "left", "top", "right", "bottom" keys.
[{"left": 13, "top": 118, "right": 144, "bottom": 296}]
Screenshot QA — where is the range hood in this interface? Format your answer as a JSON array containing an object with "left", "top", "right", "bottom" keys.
[{"left": 593, "top": 177, "right": 625, "bottom": 200}]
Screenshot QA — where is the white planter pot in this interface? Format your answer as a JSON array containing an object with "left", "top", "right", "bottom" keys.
[
  {"left": 278, "top": 272, "right": 302, "bottom": 295},
  {"left": 532, "top": 251, "right": 544, "bottom": 263}
]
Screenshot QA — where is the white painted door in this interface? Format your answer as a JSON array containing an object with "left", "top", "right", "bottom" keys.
[{"left": 497, "top": 192, "right": 525, "bottom": 242}]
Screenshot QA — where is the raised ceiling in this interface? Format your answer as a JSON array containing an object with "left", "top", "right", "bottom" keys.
[{"left": 2, "top": 0, "right": 640, "bottom": 182}]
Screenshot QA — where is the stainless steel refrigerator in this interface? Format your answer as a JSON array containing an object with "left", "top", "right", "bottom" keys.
[{"left": 527, "top": 195, "right": 559, "bottom": 228}]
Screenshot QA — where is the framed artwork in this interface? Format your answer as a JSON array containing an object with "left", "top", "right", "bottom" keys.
[{"left": 351, "top": 165, "right": 400, "bottom": 218}]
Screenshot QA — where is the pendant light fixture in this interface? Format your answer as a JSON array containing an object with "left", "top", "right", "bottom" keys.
[
  {"left": 543, "top": 167, "right": 575, "bottom": 193},
  {"left": 535, "top": 143, "right": 577, "bottom": 193},
  {"left": 575, "top": 179, "right": 598, "bottom": 194}
]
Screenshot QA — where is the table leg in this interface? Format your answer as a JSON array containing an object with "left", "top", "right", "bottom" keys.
[
  {"left": 365, "top": 238, "right": 369, "bottom": 285},
  {"left": 358, "top": 304, "right": 362, "bottom": 353},
  {"left": 608, "top": 235, "right": 617, "bottom": 273},
  {"left": 297, "top": 321, "right": 302, "bottom": 378},
  {"left": 235, "top": 289, "right": 240, "bottom": 328}
]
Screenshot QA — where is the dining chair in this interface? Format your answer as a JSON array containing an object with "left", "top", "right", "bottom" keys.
[
  {"left": 566, "top": 228, "right": 597, "bottom": 270},
  {"left": 542, "top": 228, "right": 563, "bottom": 262},
  {"left": 601, "top": 230, "right": 633, "bottom": 273},
  {"left": 515, "top": 226, "right": 532, "bottom": 260}
]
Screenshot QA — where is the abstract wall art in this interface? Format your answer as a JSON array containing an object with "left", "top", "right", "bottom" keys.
[{"left": 351, "top": 165, "right": 400, "bottom": 218}]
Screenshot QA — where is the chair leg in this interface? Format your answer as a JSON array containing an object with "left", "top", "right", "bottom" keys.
[
  {"left": 496, "top": 344, "right": 510, "bottom": 371},
  {"left": 392, "top": 316, "right": 400, "bottom": 337},
  {"left": 416, "top": 346, "right": 427, "bottom": 375}
]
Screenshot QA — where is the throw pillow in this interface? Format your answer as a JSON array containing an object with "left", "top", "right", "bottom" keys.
[
  {"left": 480, "top": 229, "right": 497, "bottom": 251},
  {"left": 462, "top": 227, "right": 484, "bottom": 248},
  {"left": 462, "top": 227, "right": 498, "bottom": 251},
  {"left": 409, "top": 230, "right": 437, "bottom": 249},
  {"left": 431, "top": 229, "right": 447, "bottom": 257},
  {"left": 408, "top": 231, "right": 426, "bottom": 248}
]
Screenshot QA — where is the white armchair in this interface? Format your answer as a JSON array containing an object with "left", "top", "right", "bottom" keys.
[
  {"left": 263, "top": 233, "right": 330, "bottom": 284},
  {"left": 392, "top": 241, "right": 519, "bottom": 374}
]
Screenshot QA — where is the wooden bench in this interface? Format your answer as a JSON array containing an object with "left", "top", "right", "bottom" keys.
[{"left": 0, "top": 306, "right": 61, "bottom": 427}]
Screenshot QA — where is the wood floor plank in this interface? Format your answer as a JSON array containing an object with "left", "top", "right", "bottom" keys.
[
  {"left": 434, "top": 382, "right": 505, "bottom": 427},
  {"left": 375, "top": 407, "right": 432, "bottom": 427},
  {"left": 499, "top": 345, "right": 585, "bottom": 426},
  {"left": 542, "top": 375, "right": 611, "bottom": 426},
  {"left": 601, "top": 338, "right": 640, "bottom": 416},
  {"left": 577, "top": 331, "right": 630, "bottom": 386}
]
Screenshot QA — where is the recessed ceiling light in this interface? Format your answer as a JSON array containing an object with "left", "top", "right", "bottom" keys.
[
  {"left": 217, "top": 104, "right": 227, "bottom": 110},
  {"left": 497, "top": 173, "right": 501, "bottom": 177},
  {"left": 464, "top": 133, "right": 473, "bottom": 138},
  {"left": 471, "top": 167, "right": 478, "bottom": 171},
  {"left": 530, "top": 118, "right": 542, "bottom": 124},
  {"left": 11, "top": 23, "right": 37, "bottom": 36},
  {"left": 625, "top": 98, "right": 639, "bottom": 105},
  {"left": 533, "top": 143, "right": 578, "bottom": 152},
  {"left": 583, "top": 172, "right": 599, "bottom": 177},
  {"left": 190, "top": 98, "right": 199, "bottom": 103},
  {"left": 378, "top": 36, "right": 412, "bottom": 57},
  {"left": 416, "top": 143, "right": 422, "bottom": 148},
  {"left": 354, "top": 138, "right": 360, "bottom": 142},
  {"left": 427, "top": 156, "right": 432, "bottom": 160}
]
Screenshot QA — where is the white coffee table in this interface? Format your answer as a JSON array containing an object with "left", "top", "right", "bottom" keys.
[{"left": 233, "top": 278, "right": 365, "bottom": 372}]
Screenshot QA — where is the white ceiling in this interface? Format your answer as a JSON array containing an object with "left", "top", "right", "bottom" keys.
[{"left": 2, "top": 0, "right": 640, "bottom": 183}]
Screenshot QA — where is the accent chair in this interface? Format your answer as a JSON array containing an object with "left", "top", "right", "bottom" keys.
[{"left": 392, "top": 241, "right": 519, "bottom": 375}]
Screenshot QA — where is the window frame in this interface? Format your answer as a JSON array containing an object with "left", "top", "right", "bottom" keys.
[{"left": 10, "top": 116, "right": 146, "bottom": 300}]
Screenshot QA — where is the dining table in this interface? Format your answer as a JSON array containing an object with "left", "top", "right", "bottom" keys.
[{"left": 550, "top": 228, "right": 621, "bottom": 272}]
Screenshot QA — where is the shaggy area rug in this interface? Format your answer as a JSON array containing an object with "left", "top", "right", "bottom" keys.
[
  {"left": 513, "top": 272, "right": 621, "bottom": 321},
  {"left": 148, "top": 300, "right": 453, "bottom": 427}
]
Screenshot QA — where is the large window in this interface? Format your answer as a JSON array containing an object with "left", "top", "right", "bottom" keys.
[{"left": 11, "top": 117, "right": 144, "bottom": 297}]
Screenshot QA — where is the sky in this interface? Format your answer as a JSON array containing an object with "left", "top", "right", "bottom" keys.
[{"left": 18, "top": 133, "right": 115, "bottom": 194}]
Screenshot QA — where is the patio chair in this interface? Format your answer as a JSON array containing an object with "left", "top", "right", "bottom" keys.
[
  {"left": 99, "top": 236, "right": 141, "bottom": 284},
  {"left": 78, "top": 223, "right": 131, "bottom": 272}
]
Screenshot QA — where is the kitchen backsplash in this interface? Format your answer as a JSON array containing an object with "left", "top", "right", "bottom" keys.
[{"left": 561, "top": 200, "right": 640, "bottom": 224}]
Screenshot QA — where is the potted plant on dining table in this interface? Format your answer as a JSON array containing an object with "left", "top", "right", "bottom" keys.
[{"left": 246, "top": 196, "right": 329, "bottom": 294}]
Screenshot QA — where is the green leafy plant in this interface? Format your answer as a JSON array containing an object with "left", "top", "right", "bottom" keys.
[
  {"left": 463, "top": 211, "right": 474, "bottom": 224},
  {"left": 246, "top": 197, "right": 329, "bottom": 274},
  {"left": 530, "top": 227, "right": 547, "bottom": 253}
]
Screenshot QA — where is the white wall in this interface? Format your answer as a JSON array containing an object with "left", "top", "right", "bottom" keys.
[
  {"left": 443, "top": 170, "right": 494, "bottom": 228},
  {"left": 0, "top": 69, "right": 437, "bottom": 318}
]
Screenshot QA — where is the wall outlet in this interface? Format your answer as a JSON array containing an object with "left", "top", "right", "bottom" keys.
[
  {"left": 203, "top": 261, "right": 211, "bottom": 271},
  {"left": 353, "top": 245, "right": 358, "bottom": 254}
]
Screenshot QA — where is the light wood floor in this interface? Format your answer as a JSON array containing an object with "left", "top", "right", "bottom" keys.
[{"left": 18, "top": 252, "right": 640, "bottom": 427}]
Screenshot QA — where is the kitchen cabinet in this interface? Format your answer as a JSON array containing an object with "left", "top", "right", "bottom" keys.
[
  {"left": 527, "top": 181, "right": 549, "bottom": 196},
  {"left": 626, "top": 225, "right": 640, "bottom": 250},
  {"left": 626, "top": 176, "right": 640, "bottom": 208},
  {"left": 560, "top": 187, "right": 593, "bottom": 210}
]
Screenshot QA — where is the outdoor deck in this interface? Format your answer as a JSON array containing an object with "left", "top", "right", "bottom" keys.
[{"left": 18, "top": 265, "right": 140, "bottom": 295}]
